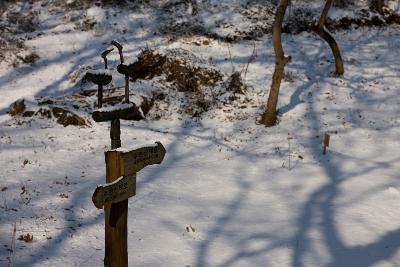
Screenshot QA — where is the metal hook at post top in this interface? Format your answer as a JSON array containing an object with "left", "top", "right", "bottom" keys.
[
  {"left": 111, "top": 40, "right": 129, "bottom": 104},
  {"left": 101, "top": 48, "right": 114, "bottom": 69},
  {"left": 111, "top": 40, "right": 124, "bottom": 64},
  {"left": 97, "top": 47, "right": 114, "bottom": 108}
]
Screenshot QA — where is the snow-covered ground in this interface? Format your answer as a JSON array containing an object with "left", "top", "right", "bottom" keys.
[{"left": 1, "top": 1, "right": 400, "bottom": 266}]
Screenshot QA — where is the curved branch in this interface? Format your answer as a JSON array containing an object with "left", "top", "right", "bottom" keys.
[
  {"left": 313, "top": 0, "right": 344, "bottom": 75},
  {"left": 314, "top": 27, "right": 344, "bottom": 75},
  {"left": 317, "top": 0, "right": 333, "bottom": 28},
  {"left": 371, "top": 0, "right": 384, "bottom": 14}
]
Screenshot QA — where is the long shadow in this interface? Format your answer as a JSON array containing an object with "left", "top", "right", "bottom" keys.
[
  {"left": 2, "top": 5, "right": 399, "bottom": 266},
  {"left": 132, "top": 118, "right": 294, "bottom": 266},
  {"left": 293, "top": 129, "right": 400, "bottom": 267},
  {"left": 279, "top": 29, "right": 389, "bottom": 116},
  {"left": 291, "top": 42, "right": 400, "bottom": 266},
  {"left": 0, "top": 146, "right": 106, "bottom": 265},
  {"left": 15, "top": 182, "right": 104, "bottom": 266},
  {"left": 278, "top": 40, "right": 326, "bottom": 115},
  {"left": 0, "top": 11, "right": 156, "bottom": 112}
]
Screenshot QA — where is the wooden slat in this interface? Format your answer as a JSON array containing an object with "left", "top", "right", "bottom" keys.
[
  {"left": 92, "top": 104, "right": 140, "bottom": 122},
  {"left": 121, "top": 142, "right": 166, "bottom": 176},
  {"left": 92, "top": 174, "right": 136, "bottom": 209}
]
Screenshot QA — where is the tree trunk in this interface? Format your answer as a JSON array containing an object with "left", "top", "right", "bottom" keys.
[
  {"left": 313, "top": 0, "right": 344, "bottom": 75},
  {"left": 371, "top": 0, "right": 384, "bottom": 14},
  {"left": 260, "top": 0, "right": 290, "bottom": 127}
]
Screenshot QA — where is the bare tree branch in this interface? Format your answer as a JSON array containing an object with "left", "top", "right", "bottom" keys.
[{"left": 313, "top": 0, "right": 344, "bottom": 75}]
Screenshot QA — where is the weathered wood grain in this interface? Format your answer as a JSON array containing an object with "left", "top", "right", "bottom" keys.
[
  {"left": 92, "top": 104, "right": 139, "bottom": 122},
  {"left": 120, "top": 142, "right": 166, "bottom": 176},
  {"left": 92, "top": 174, "right": 136, "bottom": 209},
  {"left": 104, "top": 151, "right": 128, "bottom": 267}
]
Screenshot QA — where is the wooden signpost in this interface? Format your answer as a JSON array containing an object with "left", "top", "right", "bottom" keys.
[
  {"left": 92, "top": 142, "right": 166, "bottom": 209},
  {"left": 92, "top": 142, "right": 166, "bottom": 267},
  {"left": 88, "top": 43, "right": 167, "bottom": 267}
]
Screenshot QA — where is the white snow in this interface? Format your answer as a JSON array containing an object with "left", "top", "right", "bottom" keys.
[
  {"left": 1, "top": 1, "right": 400, "bottom": 267},
  {"left": 115, "top": 142, "right": 159, "bottom": 153},
  {"left": 86, "top": 69, "right": 113, "bottom": 76},
  {"left": 95, "top": 102, "right": 134, "bottom": 113},
  {"left": 124, "top": 56, "right": 139, "bottom": 66}
]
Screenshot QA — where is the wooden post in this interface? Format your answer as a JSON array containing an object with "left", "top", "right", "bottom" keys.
[
  {"left": 105, "top": 117, "right": 125, "bottom": 267},
  {"left": 104, "top": 150, "right": 129, "bottom": 267},
  {"left": 110, "top": 119, "right": 121, "bottom": 150},
  {"left": 125, "top": 75, "right": 129, "bottom": 103},
  {"left": 98, "top": 84, "right": 103, "bottom": 108}
]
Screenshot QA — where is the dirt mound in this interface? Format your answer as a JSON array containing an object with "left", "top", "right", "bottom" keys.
[
  {"left": 9, "top": 98, "right": 91, "bottom": 127},
  {"left": 283, "top": 8, "right": 399, "bottom": 34},
  {"left": 124, "top": 48, "right": 223, "bottom": 93},
  {"left": 0, "top": 4, "right": 39, "bottom": 66},
  {"left": 51, "top": 107, "right": 90, "bottom": 127},
  {"left": 226, "top": 72, "right": 246, "bottom": 95},
  {"left": 121, "top": 48, "right": 229, "bottom": 118},
  {"left": 326, "top": 10, "right": 386, "bottom": 31},
  {"left": 8, "top": 47, "right": 245, "bottom": 125}
]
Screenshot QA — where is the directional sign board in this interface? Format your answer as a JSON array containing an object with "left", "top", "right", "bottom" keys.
[
  {"left": 92, "top": 174, "right": 136, "bottom": 209},
  {"left": 120, "top": 142, "right": 166, "bottom": 176},
  {"left": 92, "top": 142, "right": 166, "bottom": 209}
]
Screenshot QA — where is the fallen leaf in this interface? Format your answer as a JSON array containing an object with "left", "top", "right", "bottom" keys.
[{"left": 18, "top": 234, "right": 33, "bottom": 243}]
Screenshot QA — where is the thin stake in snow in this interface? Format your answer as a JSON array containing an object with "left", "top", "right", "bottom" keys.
[
  {"left": 287, "top": 133, "right": 293, "bottom": 170},
  {"left": 9, "top": 222, "right": 16, "bottom": 267},
  {"left": 323, "top": 132, "right": 330, "bottom": 155}
]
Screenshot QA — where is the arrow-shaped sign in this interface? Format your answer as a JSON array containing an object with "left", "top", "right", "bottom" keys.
[
  {"left": 92, "top": 142, "right": 166, "bottom": 209},
  {"left": 119, "top": 142, "right": 166, "bottom": 176},
  {"left": 92, "top": 174, "right": 136, "bottom": 209}
]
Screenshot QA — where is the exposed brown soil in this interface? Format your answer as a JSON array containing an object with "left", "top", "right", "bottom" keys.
[
  {"left": 36, "top": 108, "right": 52, "bottom": 119},
  {"left": 284, "top": 8, "right": 399, "bottom": 34},
  {"left": 22, "top": 111, "right": 35, "bottom": 117},
  {"left": 226, "top": 72, "right": 246, "bottom": 95},
  {"left": 124, "top": 48, "right": 223, "bottom": 93},
  {"left": 9, "top": 99, "right": 26, "bottom": 116},
  {"left": 10, "top": 102, "right": 90, "bottom": 127},
  {"left": 326, "top": 14, "right": 386, "bottom": 31},
  {"left": 51, "top": 107, "right": 90, "bottom": 127},
  {"left": 386, "top": 13, "right": 400, "bottom": 24}
]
